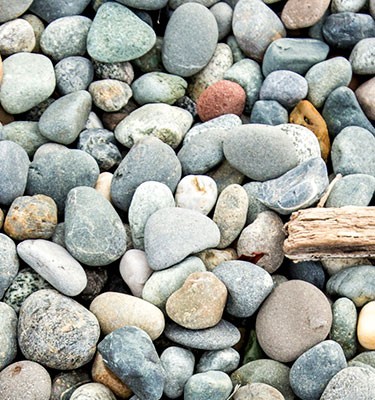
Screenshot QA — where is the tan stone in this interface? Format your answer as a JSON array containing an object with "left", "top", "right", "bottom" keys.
[
  {"left": 4, "top": 195, "right": 57, "bottom": 241},
  {"left": 92, "top": 353, "right": 132, "bottom": 399},
  {"left": 281, "top": 0, "right": 331, "bottom": 29},
  {"left": 166, "top": 271, "right": 227, "bottom": 329},
  {"left": 95, "top": 172, "right": 113, "bottom": 203},
  {"left": 356, "top": 77, "right": 375, "bottom": 121},
  {"left": 0, "top": 208, "right": 3, "bottom": 230},
  {"left": 358, "top": 301, "right": 375, "bottom": 350},
  {"left": 290, "top": 100, "right": 330, "bottom": 161},
  {"left": 197, "top": 248, "right": 238, "bottom": 271}
]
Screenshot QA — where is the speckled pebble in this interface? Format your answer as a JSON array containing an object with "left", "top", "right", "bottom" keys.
[
  {"left": 89, "top": 79, "right": 132, "bottom": 112},
  {"left": 350, "top": 38, "right": 375, "bottom": 75},
  {"left": 184, "top": 371, "right": 233, "bottom": 400},
  {"left": 50, "top": 368, "right": 90, "bottom": 400},
  {"left": 250, "top": 100, "right": 288, "bottom": 125},
  {"left": 92, "top": 59, "right": 134, "bottom": 84},
  {"left": 0, "top": 19, "right": 35, "bottom": 55},
  {"left": 70, "top": 382, "right": 116, "bottom": 400}
]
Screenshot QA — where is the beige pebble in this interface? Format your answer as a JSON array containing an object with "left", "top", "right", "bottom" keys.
[
  {"left": 0, "top": 19, "right": 36, "bottom": 55},
  {"left": 197, "top": 248, "right": 238, "bottom": 271},
  {"left": 89, "top": 79, "right": 132, "bottom": 112},
  {"left": 358, "top": 301, "right": 375, "bottom": 350},
  {"left": 95, "top": 172, "right": 113, "bottom": 203},
  {"left": 234, "top": 382, "right": 285, "bottom": 400}
]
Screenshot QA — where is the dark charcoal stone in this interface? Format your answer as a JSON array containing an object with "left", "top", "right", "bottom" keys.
[{"left": 285, "top": 260, "right": 326, "bottom": 290}]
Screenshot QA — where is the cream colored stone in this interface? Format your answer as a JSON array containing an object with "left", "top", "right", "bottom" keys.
[
  {"left": 358, "top": 301, "right": 375, "bottom": 350},
  {"left": 95, "top": 172, "right": 113, "bottom": 203}
]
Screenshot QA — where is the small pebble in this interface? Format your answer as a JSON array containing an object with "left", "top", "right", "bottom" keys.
[
  {"left": 92, "top": 59, "right": 134, "bottom": 84},
  {"left": 70, "top": 383, "right": 116, "bottom": 400},
  {"left": 0, "top": 19, "right": 35, "bottom": 55},
  {"left": 208, "top": 159, "right": 245, "bottom": 193},
  {"left": 30, "top": 0, "right": 91, "bottom": 22},
  {"left": 89, "top": 79, "right": 132, "bottom": 112},
  {"left": 21, "top": 13, "right": 44, "bottom": 52},
  {"left": 285, "top": 260, "right": 325, "bottom": 290},
  {"left": 356, "top": 77, "right": 375, "bottom": 121},
  {"left": 50, "top": 369, "right": 90, "bottom": 400},
  {"left": 210, "top": 2, "right": 233, "bottom": 40},
  {"left": 95, "top": 172, "right": 113, "bottom": 202},
  {"left": 281, "top": 0, "right": 331, "bottom": 29},
  {"left": 331, "top": 0, "right": 367, "bottom": 12},
  {"left": 184, "top": 371, "right": 233, "bottom": 400},
  {"left": 197, "top": 248, "right": 237, "bottom": 271},
  {"left": 358, "top": 302, "right": 375, "bottom": 350},
  {"left": 350, "top": 38, "right": 375, "bottom": 74},
  {"left": 250, "top": 100, "right": 288, "bottom": 125}
]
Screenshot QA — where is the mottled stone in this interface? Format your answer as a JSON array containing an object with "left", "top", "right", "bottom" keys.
[
  {"left": 0, "top": 19, "right": 35, "bottom": 55},
  {"left": 30, "top": 0, "right": 91, "bottom": 22},
  {"left": 243, "top": 182, "right": 270, "bottom": 224},
  {"left": 98, "top": 326, "right": 165, "bottom": 400},
  {"left": 132, "top": 36, "right": 163, "bottom": 73},
  {"left": 0, "top": 0, "right": 33, "bottom": 23},
  {"left": 79, "top": 268, "right": 108, "bottom": 303},
  {"left": 250, "top": 100, "right": 288, "bottom": 125},
  {"left": 233, "top": 383, "right": 285, "bottom": 400},
  {"left": 226, "top": 35, "right": 246, "bottom": 63},
  {"left": 0, "top": 234, "right": 19, "bottom": 299},
  {"left": 197, "top": 248, "right": 237, "bottom": 272},
  {"left": 70, "top": 383, "right": 116, "bottom": 400},
  {"left": 89, "top": 79, "right": 132, "bottom": 112},
  {"left": 162, "top": 3, "right": 218, "bottom": 77},
  {"left": 18, "top": 289, "right": 100, "bottom": 369},
  {"left": 282, "top": 0, "right": 331, "bottom": 29},
  {"left": 184, "top": 371, "right": 232, "bottom": 400},
  {"left": 356, "top": 77, "right": 375, "bottom": 121},
  {"left": 144, "top": 207, "right": 220, "bottom": 271},
  {"left": 350, "top": 38, "right": 375, "bottom": 75},
  {"left": 331, "top": 0, "right": 367, "bottom": 12},
  {"left": 197, "top": 348, "right": 239, "bottom": 374},
  {"left": 93, "top": 59, "right": 134, "bottom": 84},
  {"left": 51, "top": 369, "right": 91, "bottom": 400},
  {"left": 0, "top": 302, "right": 17, "bottom": 370}
]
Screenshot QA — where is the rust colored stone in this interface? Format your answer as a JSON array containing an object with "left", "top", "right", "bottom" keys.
[
  {"left": 290, "top": 100, "right": 330, "bottom": 161},
  {"left": 281, "top": 0, "right": 330, "bottom": 29}
]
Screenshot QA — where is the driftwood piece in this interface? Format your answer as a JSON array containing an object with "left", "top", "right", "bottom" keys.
[{"left": 283, "top": 206, "right": 375, "bottom": 261}]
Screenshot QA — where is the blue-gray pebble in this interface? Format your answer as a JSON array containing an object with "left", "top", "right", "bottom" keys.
[
  {"left": 197, "top": 348, "right": 240, "bottom": 374},
  {"left": 290, "top": 340, "right": 347, "bottom": 400},
  {"left": 184, "top": 371, "right": 232, "bottom": 400},
  {"left": 162, "top": 3, "right": 218, "bottom": 77},
  {"left": 250, "top": 100, "right": 288, "bottom": 125},
  {"left": 30, "top": 0, "right": 91, "bottom": 22},
  {"left": 0, "top": 302, "right": 17, "bottom": 370},
  {"left": 285, "top": 260, "right": 325, "bottom": 291},
  {"left": 98, "top": 326, "right": 165, "bottom": 400}
]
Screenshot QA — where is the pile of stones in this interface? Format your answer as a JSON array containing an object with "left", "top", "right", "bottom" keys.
[{"left": 0, "top": 0, "right": 374, "bottom": 399}]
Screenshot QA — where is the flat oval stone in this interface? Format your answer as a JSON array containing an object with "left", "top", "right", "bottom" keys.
[
  {"left": 0, "top": 360, "right": 51, "bottom": 400},
  {"left": 0, "top": 140, "right": 30, "bottom": 206},
  {"left": 70, "top": 383, "right": 116, "bottom": 400},
  {"left": 0, "top": 53, "right": 55, "bottom": 114},
  {"left": 213, "top": 260, "right": 273, "bottom": 318},
  {"left": 263, "top": 38, "right": 329, "bottom": 76},
  {"left": 142, "top": 256, "right": 206, "bottom": 309},
  {"left": 331, "top": 127, "right": 375, "bottom": 177},
  {"left": 350, "top": 38, "right": 375, "bottom": 75},
  {"left": 115, "top": 103, "right": 193, "bottom": 149},
  {"left": 290, "top": 340, "right": 347, "bottom": 400},
  {"left": 211, "top": 2, "right": 233, "bottom": 40},
  {"left": 356, "top": 77, "right": 375, "bottom": 121},
  {"left": 39, "top": 90, "right": 92, "bottom": 145},
  {"left": 184, "top": 371, "right": 233, "bottom": 400},
  {"left": 0, "top": 302, "right": 17, "bottom": 370},
  {"left": 223, "top": 124, "right": 299, "bottom": 181},
  {"left": 144, "top": 207, "right": 220, "bottom": 271},
  {"left": 165, "top": 319, "right": 241, "bottom": 350},
  {"left": 27, "top": 149, "right": 99, "bottom": 211},
  {"left": 250, "top": 100, "right": 288, "bottom": 125},
  {"left": 233, "top": 383, "right": 285, "bottom": 400},
  {"left": 232, "top": 0, "right": 286, "bottom": 61},
  {"left": 0, "top": 234, "right": 19, "bottom": 299},
  {"left": 98, "top": 326, "right": 165, "bottom": 400},
  {"left": 89, "top": 79, "right": 132, "bottom": 112},
  {"left": 256, "top": 280, "right": 332, "bottom": 363},
  {"left": 0, "top": 0, "right": 33, "bottom": 23},
  {"left": 281, "top": 0, "right": 330, "bottom": 29},
  {"left": 0, "top": 19, "right": 35, "bottom": 55},
  {"left": 65, "top": 186, "right": 126, "bottom": 266},
  {"left": 87, "top": 2, "right": 156, "bottom": 63},
  {"left": 166, "top": 271, "right": 227, "bottom": 329},
  {"left": 110, "top": 137, "right": 181, "bottom": 211},
  {"left": 30, "top": 0, "right": 91, "bottom": 22},
  {"left": 197, "top": 348, "right": 240, "bottom": 374},
  {"left": 90, "top": 291, "right": 165, "bottom": 340},
  {"left": 161, "top": 346, "right": 195, "bottom": 399},
  {"left": 162, "top": 3, "right": 218, "bottom": 77},
  {"left": 17, "top": 239, "right": 87, "bottom": 297},
  {"left": 18, "top": 289, "right": 100, "bottom": 369}
]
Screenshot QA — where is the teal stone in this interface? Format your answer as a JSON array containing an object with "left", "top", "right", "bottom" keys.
[
  {"left": 133, "top": 37, "right": 164, "bottom": 73},
  {"left": 87, "top": 2, "right": 156, "bottom": 63},
  {"left": 197, "top": 348, "right": 240, "bottom": 374},
  {"left": 184, "top": 371, "right": 233, "bottom": 400}
]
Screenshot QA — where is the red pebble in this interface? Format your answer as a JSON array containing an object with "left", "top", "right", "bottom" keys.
[{"left": 196, "top": 80, "right": 246, "bottom": 122}]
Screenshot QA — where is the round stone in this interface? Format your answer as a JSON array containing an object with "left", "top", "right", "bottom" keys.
[
  {"left": 0, "top": 19, "right": 35, "bottom": 55},
  {"left": 30, "top": 0, "right": 91, "bottom": 22},
  {"left": 250, "top": 100, "right": 288, "bottom": 126},
  {"left": 233, "top": 383, "right": 285, "bottom": 400},
  {"left": 18, "top": 289, "right": 100, "bottom": 370},
  {"left": 256, "top": 280, "right": 332, "bottom": 363},
  {"left": 89, "top": 79, "right": 132, "bottom": 112},
  {"left": 0, "top": 302, "right": 17, "bottom": 370},
  {"left": 162, "top": 3, "right": 218, "bottom": 77},
  {"left": 0, "top": 234, "right": 19, "bottom": 299},
  {"left": 350, "top": 38, "right": 375, "bottom": 75},
  {"left": 210, "top": 2, "right": 233, "bottom": 40},
  {"left": 184, "top": 371, "right": 232, "bottom": 400},
  {"left": 357, "top": 301, "right": 375, "bottom": 350},
  {"left": 132, "top": 36, "right": 163, "bottom": 74},
  {"left": 356, "top": 77, "right": 375, "bottom": 121},
  {"left": 70, "top": 383, "right": 116, "bottom": 400},
  {"left": 281, "top": 0, "right": 330, "bottom": 29},
  {"left": 197, "top": 348, "right": 240, "bottom": 374},
  {"left": 0, "top": 0, "right": 33, "bottom": 23}
]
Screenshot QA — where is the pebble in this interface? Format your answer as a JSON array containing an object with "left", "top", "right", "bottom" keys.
[
  {"left": 0, "top": 141, "right": 30, "bottom": 206},
  {"left": 197, "top": 248, "right": 237, "bottom": 271},
  {"left": 23, "top": 98, "right": 56, "bottom": 122},
  {"left": 184, "top": 371, "right": 233, "bottom": 400},
  {"left": 231, "top": 359, "right": 294, "bottom": 400},
  {"left": 90, "top": 291, "right": 165, "bottom": 340},
  {"left": 4, "top": 195, "right": 57, "bottom": 241},
  {"left": 144, "top": 207, "right": 220, "bottom": 271},
  {"left": 89, "top": 79, "right": 132, "bottom": 112},
  {"left": 21, "top": 13, "right": 44, "bottom": 52},
  {"left": 289, "top": 340, "right": 347, "bottom": 400},
  {"left": 0, "top": 360, "right": 51, "bottom": 400},
  {"left": 285, "top": 260, "right": 325, "bottom": 290},
  {"left": 249, "top": 157, "right": 329, "bottom": 215},
  {"left": 289, "top": 100, "right": 330, "bottom": 161},
  {"left": 223, "top": 124, "right": 298, "bottom": 181},
  {"left": 250, "top": 100, "right": 288, "bottom": 125},
  {"left": 197, "top": 348, "right": 239, "bottom": 374},
  {"left": 142, "top": 256, "right": 206, "bottom": 309},
  {"left": 188, "top": 43, "right": 233, "bottom": 103},
  {"left": 55, "top": 56, "right": 94, "bottom": 95},
  {"left": 0, "top": 53, "right": 55, "bottom": 114},
  {"left": 209, "top": 159, "right": 246, "bottom": 193},
  {"left": 0, "top": 302, "right": 17, "bottom": 370},
  {"left": 326, "top": 174, "right": 375, "bottom": 207},
  {"left": 0, "top": 19, "right": 35, "bottom": 55},
  {"left": 18, "top": 289, "right": 100, "bottom": 369},
  {"left": 38, "top": 90, "right": 92, "bottom": 145},
  {"left": 166, "top": 271, "right": 227, "bottom": 329},
  {"left": 237, "top": 211, "right": 285, "bottom": 273},
  {"left": 30, "top": 0, "right": 91, "bottom": 22},
  {"left": 65, "top": 186, "right": 127, "bottom": 266},
  {"left": 226, "top": 35, "right": 246, "bottom": 63},
  {"left": 281, "top": 0, "right": 331, "bottom": 29},
  {"left": 233, "top": 383, "right": 285, "bottom": 400},
  {"left": 110, "top": 137, "right": 181, "bottom": 211},
  {"left": 92, "top": 353, "right": 132, "bottom": 399},
  {"left": 356, "top": 77, "right": 375, "bottom": 121},
  {"left": 87, "top": 2, "right": 156, "bottom": 63},
  {"left": 27, "top": 149, "right": 99, "bottom": 211},
  {"left": 70, "top": 383, "right": 116, "bottom": 400},
  {"left": 78, "top": 128, "right": 122, "bottom": 171},
  {"left": 174, "top": 95, "right": 197, "bottom": 117},
  {"left": 132, "top": 72, "right": 187, "bottom": 105},
  {"left": 98, "top": 326, "right": 165, "bottom": 400},
  {"left": 260, "top": 70, "right": 308, "bottom": 109},
  {"left": 0, "top": 209, "right": 3, "bottom": 229},
  {"left": 50, "top": 368, "right": 90, "bottom": 400},
  {"left": 93, "top": 59, "right": 134, "bottom": 84},
  {"left": 95, "top": 172, "right": 113, "bottom": 202},
  {"left": 331, "top": 127, "right": 375, "bottom": 177},
  {"left": 0, "top": 234, "right": 19, "bottom": 299},
  {"left": 322, "top": 87, "right": 375, "bottom": 137},
  {"left": 129, "top": 181, "right": 175, "bottom": 250},
  {"left": 79, "top": 268, "right": 108, "bottom": 303},
  {"left": 232, "top": 0, "right": 286, "bottom": 61},
  {"left": 210, "top": 2, "right": 233, "bottom": 40},
  {"left": 322, "top": 258, "right": 372, "bottom": 276},
  {"left": 320, "top": 366, "right": 375, "bottom": 399},
  {"left": 115, "top": 0, "right": 168, "bottom": 10},
  {"left": 350, "top": 352, "right": 375, "bottom": 369},
  {"left": 331, "top": 0, "right": 367, "bottom": 12},
  {"left": 115, "top": 103, "right": 193, "bottom": 149},
  {"left": 133, "top": 36, "right": 164, "bottom": 74},
  {"left": 0, "top": 0, "right": 33, "bottom": 23},
  {"left": 256, "top": 280, "right": 332, "bottom": 362},
  {"left": 175, "top": 175, "right": 218, "bottom": 215},
  {"left": 164, "top": 319, "right": 241, "bottom": 350},
  {"left": 262, "top": 38, "right": 329, "bottom": 76},
  {"left": 243, "top": 183, "right": 270, "bottom": 224},
  {"left": 162, "top": 3, "right": 218, "bottom": 77},
  {"left": 350, "top": 38, "right": 375, "bottom": 75},
  {"left": 160, "top": 346, "right": 195, "bottom": 399}
]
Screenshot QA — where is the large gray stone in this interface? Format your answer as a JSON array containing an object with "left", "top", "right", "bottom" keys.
[
  {"left": 0, "top": 302, "right": 17, "bottom": 370},
  {"left": 0, "top": 0, "right": 33, "bottom": 23},
  {"left": 30, "top": 0, "right": 91, "bottom": 22}
]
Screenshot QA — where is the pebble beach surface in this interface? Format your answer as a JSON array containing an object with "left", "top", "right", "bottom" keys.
[{"left": 0, "top": 0, "right": 374, "bottom": 399}]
